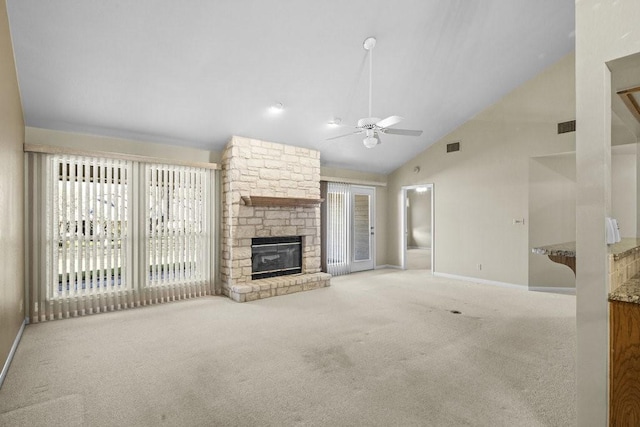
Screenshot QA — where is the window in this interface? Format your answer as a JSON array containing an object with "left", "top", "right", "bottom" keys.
[
  {"left": 26, "top": 152, "right": 215, "bottom": 322},
  {"left": 146, "top": 164, "right": 210, "bottom": 288},
  {"left": 52, "top": 156, "right": 131, "bottom": 301}
]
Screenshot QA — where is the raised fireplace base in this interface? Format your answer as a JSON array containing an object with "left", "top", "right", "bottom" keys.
[{"left": 223, "top": 272, "right": 331, "bottom": 303}]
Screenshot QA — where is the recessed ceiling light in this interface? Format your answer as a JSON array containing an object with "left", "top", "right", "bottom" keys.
[
  {"left": 328, "top": 118, "right": 341, "bottom": 127},
  {"left": 268, "top": 102, "right": 284, "bottom": 114}
]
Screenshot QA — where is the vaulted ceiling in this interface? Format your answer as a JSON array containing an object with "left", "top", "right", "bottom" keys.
[{"left": 7, "top": 1, "right": 575, "bottom": 173}]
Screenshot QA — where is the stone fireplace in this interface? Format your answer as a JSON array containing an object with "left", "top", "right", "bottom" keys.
[{"left": 221, "top": 136, "right": 331, "bottom": 302}]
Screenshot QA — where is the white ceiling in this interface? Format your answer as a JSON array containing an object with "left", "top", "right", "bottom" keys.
[{"left": 7, "top": 0, "right": 575, "bottom": 174}]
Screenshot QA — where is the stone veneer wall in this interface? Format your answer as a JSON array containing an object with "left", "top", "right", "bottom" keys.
[{"left": 221, "top": 136, "right": 330, "bottom": 302}]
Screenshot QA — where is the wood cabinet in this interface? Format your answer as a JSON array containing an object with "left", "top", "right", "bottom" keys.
[{"left": 610, "top": 300, "right": 640, "bottom": 425}]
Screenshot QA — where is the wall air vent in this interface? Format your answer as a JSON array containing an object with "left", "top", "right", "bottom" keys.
[
  {"left": 557, "top": 120, "right": 576, "bottom": 134},
  {"left": 446, "top": 142, "right": 460, "bottom": 153}
]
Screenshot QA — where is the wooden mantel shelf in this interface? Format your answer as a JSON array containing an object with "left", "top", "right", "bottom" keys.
[{"left": 241, "top": 196, "right": 324, "bottom": 207}]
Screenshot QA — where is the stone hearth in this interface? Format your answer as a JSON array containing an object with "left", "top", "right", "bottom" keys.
[{"left": 221, "top": 136, "right": 330, "bottom": 302}]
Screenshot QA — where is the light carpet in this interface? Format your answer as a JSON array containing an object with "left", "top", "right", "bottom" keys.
[
  {"left": 406, "top": 248, "right": 431, "bottom": 270},
  {"left": 0, "top": 269, "right": 576, "bottom": 426}
]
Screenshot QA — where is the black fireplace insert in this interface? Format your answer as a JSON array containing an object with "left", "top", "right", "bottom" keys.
[{"left": 251, "top": 236, "right": 302, "bottom": 280}]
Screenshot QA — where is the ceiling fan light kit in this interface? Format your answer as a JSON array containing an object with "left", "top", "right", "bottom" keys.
[
  {"left": 326, "top": 36, "right": 424, "bottom": 149},
  {"left": 363, "top": 136, "right": 378, "bottom": 148}
]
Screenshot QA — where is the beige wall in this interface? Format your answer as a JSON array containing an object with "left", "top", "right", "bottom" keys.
[
  {"left": 0, "top": 0, "right": 25, "bottom": 377},
  {"left": 387, "top": 53, "right": 576, "bottom": 284},
  {"left": 612, "top": 145, "right": 637, "bottom": 238},
  {"left": 25, "top": 127, "right": 221, "bottom": 164},
  {"left": 320, "top": 166, "right": 387, "bottom": 186},
  {"left": 320, "top": 166, "right": 388, "bottom": 267},
  {"left": 576, "top": 1, "right": 640, "bottom": 424}
]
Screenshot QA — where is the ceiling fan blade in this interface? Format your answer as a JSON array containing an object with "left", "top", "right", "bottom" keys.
[
  {"left": 334, "top": 123, "right": 359, "bottom": 129},
  {"left": 326, "top": 130, "right": 362, "bottom": 141},
  {"left": 382, "top": 128, "right": 423, "bottom": 137},
  {"left": 376, "top": 115, "right": 404, "bottom": 128}
]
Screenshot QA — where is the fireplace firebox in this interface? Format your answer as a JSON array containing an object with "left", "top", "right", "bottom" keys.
[{"left": 251, "top": 236, "right": 302, "bottom": 280}]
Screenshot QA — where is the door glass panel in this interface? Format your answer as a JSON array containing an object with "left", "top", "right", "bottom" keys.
[{"left": 353, "top": 194, "right": 370, "bottom": 261}]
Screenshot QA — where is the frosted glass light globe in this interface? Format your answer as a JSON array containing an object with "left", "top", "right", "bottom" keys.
[{"left": 363, "top": 136, "right": 378, "bottom": 148}]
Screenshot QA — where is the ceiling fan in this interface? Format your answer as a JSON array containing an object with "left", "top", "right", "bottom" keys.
[{"left": 327, "top": 37, "right": 423, "bottom": 148}]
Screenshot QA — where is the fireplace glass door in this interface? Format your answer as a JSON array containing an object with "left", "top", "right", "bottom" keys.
[{"left": 251, "top": 236, "right": 302, "bottom": 280}]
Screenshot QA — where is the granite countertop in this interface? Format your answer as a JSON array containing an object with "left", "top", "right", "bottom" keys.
[
  {"left": 609, "top": 275, "right": 640, "bottom": 304},
  {"left": 532, "top": 238, "right": 640, "bottom": 260},
  {"left": 531, "top": 241, "right": 576, "bottom": 257},
  {"left": 609, "top": 238, "right": 640, "bottom": 261}
]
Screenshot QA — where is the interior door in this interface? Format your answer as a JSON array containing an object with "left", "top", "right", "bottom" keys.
[{"left": 350, "top": 186, "right": 375, "bottom": 272}]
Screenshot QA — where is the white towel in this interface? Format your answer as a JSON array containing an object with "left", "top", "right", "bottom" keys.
[{"left": 612, "top": 218, "right": 621, "bottom": 243}]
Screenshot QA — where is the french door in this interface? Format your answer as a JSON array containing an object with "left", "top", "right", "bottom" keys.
[
  {"left": 324, "top": 183, "right": 375, "bottom": 275},
  {"left": 350, "top": 186, "right": 375, "bottom": 272}
]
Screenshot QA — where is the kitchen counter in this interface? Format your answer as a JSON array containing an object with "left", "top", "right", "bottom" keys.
[
  {"left": 532, "top": 238, "right": 640, "bottom": 259},
  {"left": 608, "top": 238, "right": 640, "bottom": 261},
  {"left": 532, "top": 238, "right": 640, "bottom": 297},
  {"left": 531, "top": 241, "right": 577, "bottom": 274},
  {"left": 609, "top": 276, "right": 640, "bottom": 304},
  {"left": 531, "top": 241, "right": 576, "bottom": 257}
]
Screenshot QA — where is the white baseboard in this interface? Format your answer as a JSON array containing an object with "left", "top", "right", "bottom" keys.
[
  {"left": 375, "top": 264, "right": 403, "bottom": 270},
  {"left": 0, "top": 319, "right": 26, "bottom": 389},
  {"left": 529, "top": 286, "right": 576, "bottom": 295},
  {"left": 433, "top": 272, "right": 527, "bottom": 290}
]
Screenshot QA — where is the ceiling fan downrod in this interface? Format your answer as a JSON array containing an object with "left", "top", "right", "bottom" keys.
[{"left": 363, "top": 37, "right": 376, "bottom": 119}]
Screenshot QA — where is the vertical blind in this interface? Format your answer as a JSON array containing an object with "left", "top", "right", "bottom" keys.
[
  {"left": 25, "top": 153, "right": 214, "bottom": 322},
  {"left": 326, "top": 182, "right": 351, "bottom": 276},
  {"left": 145, "top": 164, "right": 210, "bottom": 302}
]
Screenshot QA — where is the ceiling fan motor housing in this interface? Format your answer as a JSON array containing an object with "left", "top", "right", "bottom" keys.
[{"left": 357, "top": 117, "right": 381, "bottom": 129}]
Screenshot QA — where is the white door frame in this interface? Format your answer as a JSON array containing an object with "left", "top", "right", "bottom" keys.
[
  {"left": 401, "top": 184, "right": 434, "bottom": 272},
  {"left": 350, "top": 185, "right": 376, "bottom": 272}
]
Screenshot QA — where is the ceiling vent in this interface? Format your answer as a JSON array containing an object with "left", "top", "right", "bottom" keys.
[
  {"left": 446, "top": 142, "right": 460, "bottom": 153},
  {"left": 557, "top": 120, "right": 576, "bottom": 134}
]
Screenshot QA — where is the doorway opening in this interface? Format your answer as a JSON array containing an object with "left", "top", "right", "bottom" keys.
[{"left": 401, "top": 184, "right": 434, "bottom": 271}]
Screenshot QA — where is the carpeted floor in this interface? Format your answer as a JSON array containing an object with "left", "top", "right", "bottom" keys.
[
  {"left": 0, "top": 269, "right": 576, "bottom": 426},
  {"left": 406, "top": 248, "right": 431, "bottom": 270}
]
